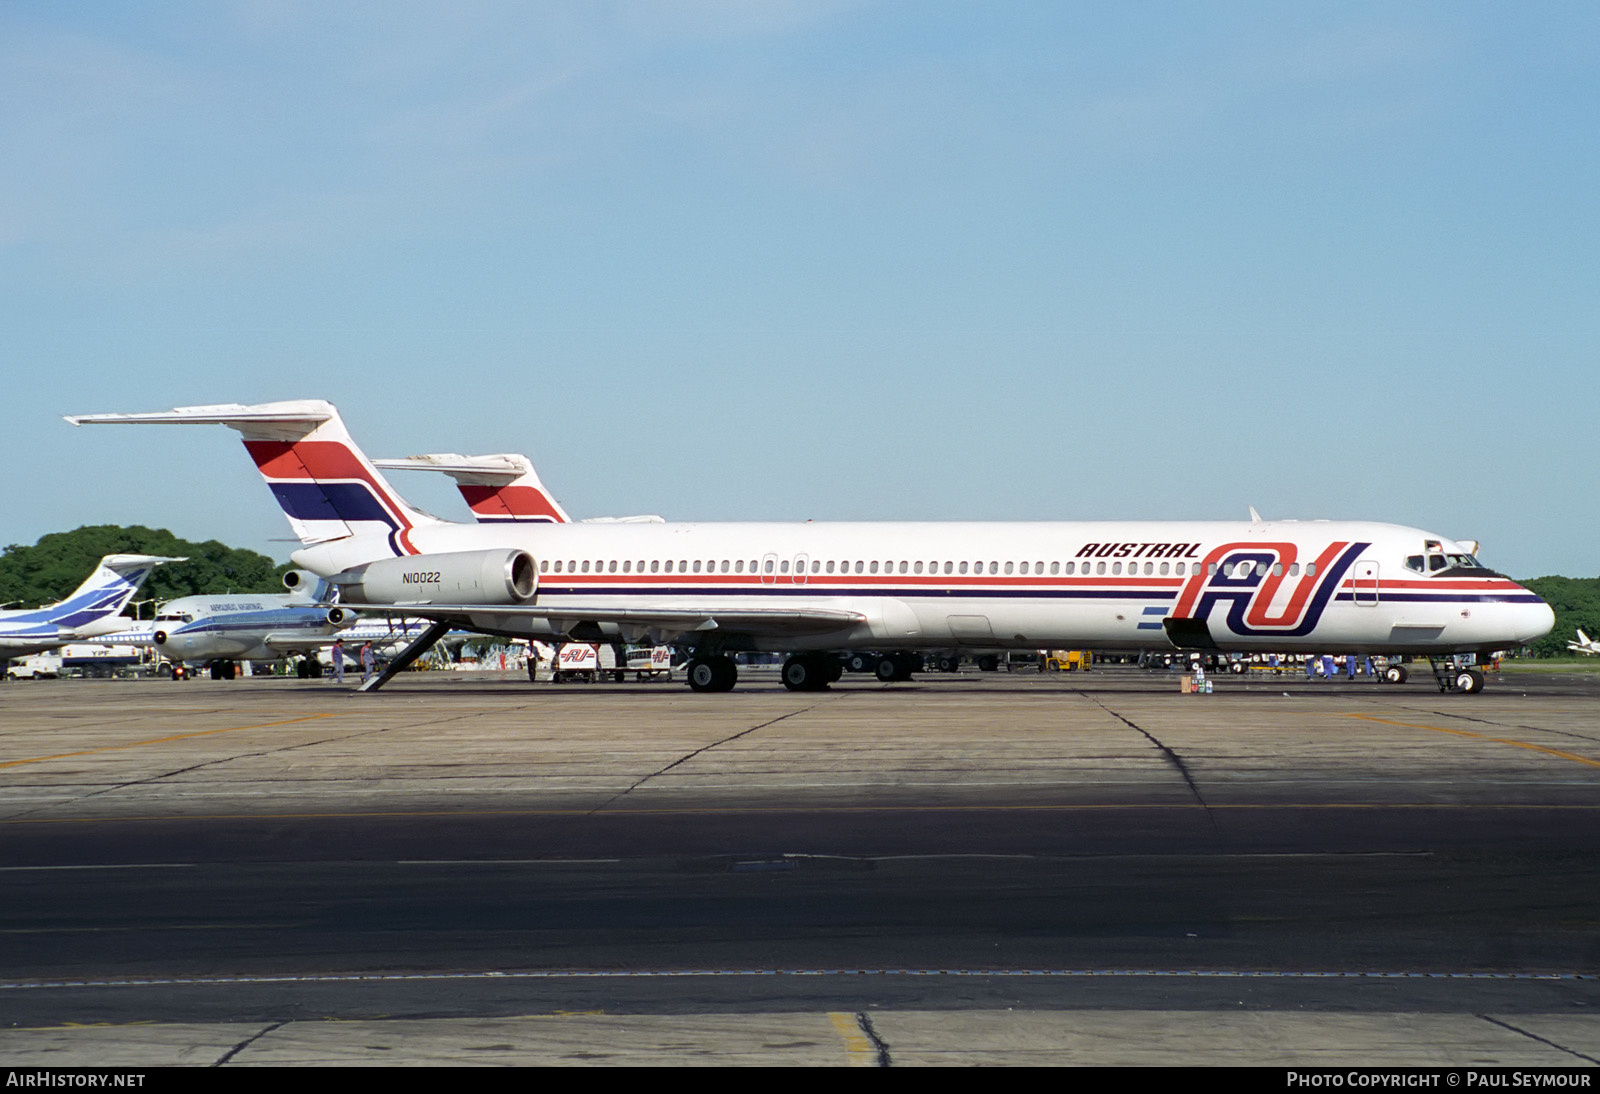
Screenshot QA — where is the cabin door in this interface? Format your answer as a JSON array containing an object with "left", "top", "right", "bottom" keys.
[{"left": 1352, "top": 561, "right": 1379, "bottom": 606}]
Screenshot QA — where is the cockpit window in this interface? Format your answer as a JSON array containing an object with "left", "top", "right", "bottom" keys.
[
  {"left": 1446, "top": 554, "right": 1480, "bottom": 568},
  {"left": 1406, "top": 555, "right": 1425, "bottom": 574},
  {"left": 1427, "top": 555, "right": 1447, "bottom": 572}
]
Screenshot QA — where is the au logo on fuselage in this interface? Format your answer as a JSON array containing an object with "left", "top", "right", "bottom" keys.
[{"left": 1171, "top": 541, "right": 1369, "bottom": 638}]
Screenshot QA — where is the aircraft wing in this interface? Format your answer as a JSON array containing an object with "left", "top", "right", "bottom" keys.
[
  {"left": 349, "top": 602, "right": 866, "bottom": 639},
  {"left": 261, "top": 632, "right": 348, "bottom": 652}
]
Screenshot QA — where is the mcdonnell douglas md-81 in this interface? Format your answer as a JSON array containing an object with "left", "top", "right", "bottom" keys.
[{"left": 67, "top": 400, "right": 1553, "bottom": 695}]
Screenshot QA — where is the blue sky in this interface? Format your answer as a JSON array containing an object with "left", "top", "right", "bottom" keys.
[{"left": 3, "top": 1, "right": 1596, "bottom": 577}]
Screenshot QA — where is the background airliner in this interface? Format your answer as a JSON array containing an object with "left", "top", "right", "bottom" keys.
[
  {"left": 104, "top": 574, "right": 433, "bottom": 679},
  {"left": 67, "top": 400, "right": 1554, "bottom": 695},
  {"left": 0, "top": 554, "right": 181, "bottom": 662}
]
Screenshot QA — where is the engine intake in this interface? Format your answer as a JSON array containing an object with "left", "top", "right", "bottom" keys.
[{"left": 332, "top": 549, "right": 537, "bottom": 606}]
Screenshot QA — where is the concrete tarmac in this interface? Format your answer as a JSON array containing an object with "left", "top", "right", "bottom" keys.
[{"left": 2, "top": 664, "right": 1598, "bottom": 1066}]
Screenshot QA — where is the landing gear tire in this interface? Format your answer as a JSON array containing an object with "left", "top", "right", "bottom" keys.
[
  {"left": 875, "top": 653, "right": 915, "bottom": 683},
  {"left": 782, "top": 655, "right": 830, "bottom": 692},
  {"left": 296, "top": 659, "right": 312, "bottom": 679},
  {"left": 686, "top": 655, "right": 738, "bottom": 693},
  {"left": 846, "top": 653, "right": 874, "bottom": 674},
  {"left": 977, "top": 655, "right": 999, "bottom": 672},
  {"left": 936, "top": 655, "right": 960, "bottom": 673},
  {"left": 1384, "top": 665, "right": 1408, "bottom": 684},
  {"left": 1455, "top": 668, "right": 1485, "bottom": 694},
  {"left": 1230, "top": 661, "right": 1246, "bottom": 674}
]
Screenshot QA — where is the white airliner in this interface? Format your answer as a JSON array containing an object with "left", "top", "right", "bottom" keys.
[
  {"left": 104, "top": 574, "right": 432, "bottom": 679},
  {"left": 0, "top": 554, "right": 182, "bottom": 661},
  {"left": 67, "top": 400, "right": 1554, "bottom": 695},
  {"left": 1568, "top": 629, "right": 1600, "bottom": 656}
]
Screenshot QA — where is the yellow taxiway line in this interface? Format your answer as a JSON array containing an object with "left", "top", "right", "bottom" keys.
[
  {"left": 1346, "top": 714, "right": 1600, "bottom": 771},
  {"left": 0, "top": 714, "right": 337, "bottom": 771}
]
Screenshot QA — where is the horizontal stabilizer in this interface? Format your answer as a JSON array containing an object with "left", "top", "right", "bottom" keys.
[
  {"left": 67, "top": 401, "right": 335, "bottom": 442},
  {"left": 372, "top": 453, "right": 531, "bottom": 485}
]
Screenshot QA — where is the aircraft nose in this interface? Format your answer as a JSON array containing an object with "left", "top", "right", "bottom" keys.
[{"left": 1509, "top": 591, "right": 1555, "bottom": 645}]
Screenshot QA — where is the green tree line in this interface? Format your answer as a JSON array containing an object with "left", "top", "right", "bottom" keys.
[
  {"left": 1519, "top": 576, "right": 1600, "bottom": 658},
  {"left": 0, "top": 526, "right": 289, "bottom": 614}
]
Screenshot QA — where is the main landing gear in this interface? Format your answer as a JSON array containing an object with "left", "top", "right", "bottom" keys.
[
  {"left": 842, "top": 651, "right": 921, "bottom": 682},
  {"left": 781, "top": 654, "right": 843, "bottom": 692},
  {"left": 873, "top": 653, "right": 918, "bottom": 683},
  {"left": 687, "top": 650, "right": 922, "bottom": 694},
  {"left": 686, "top": 654, "right": 738, "bottom": 693}
]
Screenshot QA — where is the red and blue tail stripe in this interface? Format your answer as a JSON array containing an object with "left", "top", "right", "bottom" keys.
[
  {"left": 244, "top": 440, "right": 421, "bottom": 556},
  {"left": 458, "top": 484, "right": 567, "bottom": 524}
]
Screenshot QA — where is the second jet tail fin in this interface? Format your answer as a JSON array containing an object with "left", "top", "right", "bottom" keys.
[{"left": 372, "top": 452, "right": 573, "bottom": 524}]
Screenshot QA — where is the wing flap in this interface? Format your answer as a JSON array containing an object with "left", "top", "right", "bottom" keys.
[
  {"left": 262, "top": 632, "right": 341, "bottom": 652},
  {"left": 350, "top": 602, "right": 866, "bottom": 638}
]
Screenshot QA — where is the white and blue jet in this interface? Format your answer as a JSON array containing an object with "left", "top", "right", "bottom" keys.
[
  {"left": 0, "top": 554, "right": 183, "bottom": 662},
  {"left": 107, "top": 572, "right": 432, "bottom": 679},
  {"left": 108, "top": 572, "right": 438, "bottom": 674}
]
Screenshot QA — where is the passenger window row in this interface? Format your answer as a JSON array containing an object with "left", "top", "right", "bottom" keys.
[{"left": 535, "top": 558, "right": 1239, "bottom": 578}]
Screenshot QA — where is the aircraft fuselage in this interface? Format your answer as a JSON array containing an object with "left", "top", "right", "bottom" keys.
[{"left": 292, "top": 518, "right": 1551, "bottom": 656}]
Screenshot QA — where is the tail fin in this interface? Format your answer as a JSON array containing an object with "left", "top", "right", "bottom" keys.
[
  {"left": 67, "top": 400, "right": 444, "bottom": 555},
  {"left": 372, "top": 453, "right": 573, "bottom": 524},
  {"left": 1580, "top": 629, "right": 1592, "bottom": 646},
  {"left": 39, "top": 554, "right": 185, "bottom": 630}
]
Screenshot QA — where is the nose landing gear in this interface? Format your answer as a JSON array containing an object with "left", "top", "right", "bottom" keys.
[{"left": 1426, "top": 657, "right": 1486, "bottom": 694}]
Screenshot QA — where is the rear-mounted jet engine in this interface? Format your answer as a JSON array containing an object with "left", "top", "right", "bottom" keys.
[{"left": 330, "top": 548, "right": 537, "bottom": 606}]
